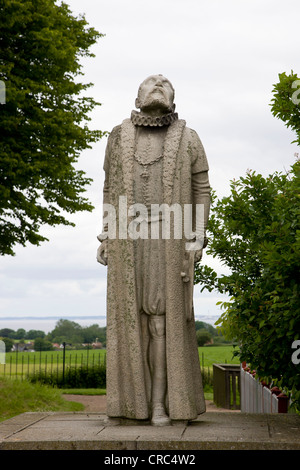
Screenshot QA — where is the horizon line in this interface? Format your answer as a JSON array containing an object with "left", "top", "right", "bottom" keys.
[
  {"left": 0, "top": 316, "right": 107, "bottom": 321},
  {"left": 0, "top": 314, "right": 219, "bottom": 321}
]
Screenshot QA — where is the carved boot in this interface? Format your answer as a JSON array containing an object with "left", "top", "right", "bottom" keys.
[{"left": 151, "top": 402, "right": 171, "bottom": 426}]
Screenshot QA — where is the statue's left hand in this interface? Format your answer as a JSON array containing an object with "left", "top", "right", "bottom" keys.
[
  {"left": 194, "top": 249, "right": 203, "bottom": 263},
  {"left": 97, "top": 240, "right": 108, "bottom": 266}
]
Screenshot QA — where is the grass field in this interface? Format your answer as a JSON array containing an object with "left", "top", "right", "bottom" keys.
[
  {"left": 0, "top": 348, "right": 107, "bottom": 378},
  {"left": 2, "top": 347, "right": 107, "bottom": 365},
  {"left": 0, "top": 346, "right": 241, "bottom": 421},
  {"left": 0, "top": 345, "right": 240, "bottom": 379},
  {"left": 198, "top": 345, "right": 240, "bottom": 368},
  {"left": 0, "top": 377, "right": 84, "bottom": 422}
]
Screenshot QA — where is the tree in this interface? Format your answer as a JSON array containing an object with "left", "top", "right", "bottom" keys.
[
  {"left": 81, "top": 324, "right": 106, "bottom": 344},
  {"left": 270, "top": 71, "right": 300, "bottom": 146},
  {"left": 196, "top": 329, "right": 212, "bottom": 347},
  {"left": 0, "top": 336, "right": 14, "bottom": 352},
  {"left": 47, "top": 318, "right": 106, "bottom": 346},
  {"left": 0, "top": 0, "right": 106, "bottom": 255},
  {"left": 194, "top": 73, "right": 300, "bottom": 408},
  {"left": 0, "top": 328, "right": 16, "bottom": 338},
  {"left": 34, "top": 337, "right": 53, "bottom": 351},
  {"left": 194, "top": 320, "right": 216, "bottom": 336},
  {"left": 47, "top": 318, "right": 83, "bottom": 344},
  {"left": 25, "top": 329, "right": 46, "bottom": 340},
  {"left": 195, "top": 161, "right": 300, "bottom": 407},
  {"left": 15, "top": 328, "right": 26, "bottom": 339}
]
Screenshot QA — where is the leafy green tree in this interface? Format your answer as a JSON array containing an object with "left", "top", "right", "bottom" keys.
[
  {"left": 47, "top": 318, "right": 82, "bottom": 344},
  {"left": 0, "top": 328, "right": 15, "bottom": 338},
  {"left": 196, "top": 329, "right": 212, "bottom": 347},
  {"left": 195, "top": 161, "right": 300, "bottom": 407},
  {"left": 0, "top": 336, "right": 14, "bottom": 352},
  {"left": 33, "top": 337, "right": 53, "bottom": 351},
  {"left": 47, "top": 319, "right": 106, "bottom": 346},
  {"left": 25, "top": 329, "right": 46, "bottom": 340},
  {"left": 14, "top": 328, "right": 26, "bottom": 339},
  {"left": 81, "top": 324, "right": 106, "bottom": 344},
  {"left": 0, "top": 0, "right": 106, "bottom": 255},
  {"left": 195, "top": 73, "right": 300, "bottom": 408},
  {"left": 195, "top": 320, "right": 216, "bottom": 336},
  {"left": 270, "top": 71, "right": 300, "bottom": 146}
]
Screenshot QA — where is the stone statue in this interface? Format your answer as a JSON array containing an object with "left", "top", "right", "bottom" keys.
[{"left": 97, "top": 74, "right": 210, "bottom": 425}]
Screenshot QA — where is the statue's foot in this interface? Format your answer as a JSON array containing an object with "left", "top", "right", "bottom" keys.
[
  {"left": 151, "top": 403, "right": 171, "bottom": 426},
  {"left": 104, "top": 416, "right": 121, "bottom": 426}
]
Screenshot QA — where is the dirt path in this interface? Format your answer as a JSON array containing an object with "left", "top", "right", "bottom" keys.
[
  {"left": 63, "top": 394, "right": 107, "bottom": 412},
  {"left": 62, "top": 394, "right": 240, "bottom": 413}
]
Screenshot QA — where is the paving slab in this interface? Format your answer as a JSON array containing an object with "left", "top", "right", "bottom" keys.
[{"left": 0, "top": 411, "right": 299, "bottom": 451}]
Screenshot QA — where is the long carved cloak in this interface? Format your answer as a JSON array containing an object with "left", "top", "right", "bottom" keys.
[{"left": 103, "top": 118, "right": 210, "bottom": 421}]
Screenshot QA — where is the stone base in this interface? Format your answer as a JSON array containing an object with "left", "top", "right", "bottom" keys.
[{"left": 0, "top": 411, "right": 299, "bottom": 450}]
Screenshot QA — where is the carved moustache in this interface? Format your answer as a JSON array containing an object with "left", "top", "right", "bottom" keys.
[{"left": 144, "top": 85, "right": 168, "bottom": 102}]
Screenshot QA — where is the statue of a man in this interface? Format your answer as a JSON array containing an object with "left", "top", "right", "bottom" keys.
[{"left": 97, "top": 75, "right": 210, "bottom": 425}]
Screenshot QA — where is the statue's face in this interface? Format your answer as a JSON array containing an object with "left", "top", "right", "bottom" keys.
[{"left": 136, "top": 75, "right": 175, "bottom": 115}]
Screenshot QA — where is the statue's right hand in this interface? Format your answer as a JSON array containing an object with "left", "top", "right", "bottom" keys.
[{"left": 97, "top": 240, "right": 108, "bottom": 266}]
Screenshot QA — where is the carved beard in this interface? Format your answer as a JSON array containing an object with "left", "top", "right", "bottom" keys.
[{"left": 141, "top": 88, "right": 173, "bottom": 113}]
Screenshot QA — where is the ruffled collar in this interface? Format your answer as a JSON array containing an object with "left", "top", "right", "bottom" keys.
[{"left": 131, "top": 110, "right": 178, "bottom": 127}]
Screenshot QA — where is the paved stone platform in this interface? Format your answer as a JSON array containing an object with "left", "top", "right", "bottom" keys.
[{"left": 0, "top": 412, "right": 299, "bottom": 450}]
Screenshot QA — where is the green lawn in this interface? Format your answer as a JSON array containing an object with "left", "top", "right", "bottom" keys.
[
  {"left": 198, "top": 345, "right": 240, "bottom": 368},
  {"left": 2, "top": 347, "right": 107, "bottom": 365},
  {"left": 0, "top": 345, "right": 239, "bottom": 379},
  {"left": 0, "top": 377, "right": 84, "bottom": 422},
  {"left": 0, "top": 348, "right": 107, "bottom": 379},
  {"left": 0, "top": 346, "right": 240, "bottom": 420},
  {"left": 3, "top": 345, "right": 238, "bottom": 366}
]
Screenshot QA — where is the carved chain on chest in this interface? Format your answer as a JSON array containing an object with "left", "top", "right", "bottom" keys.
[
  {"left": 134, "top": 132, "right": 164, "bottom": 204},
  {"left": 134, "top": 133, "right": 164, "bottom": 168}
]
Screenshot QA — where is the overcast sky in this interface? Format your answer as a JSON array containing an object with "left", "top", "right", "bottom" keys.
[{"left": 1, "top": 0, "right": 299, "bottom": 332}]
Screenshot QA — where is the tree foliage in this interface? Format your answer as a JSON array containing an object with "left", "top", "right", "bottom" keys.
[
  {"left": 0, "top": 319, "right": 106, "bottom": 346},
  {"left": 33, "top": 337, "right": 53, "bottom": 351},
  {"left": 195, "top": 72, "right": 300, "bottom": 408},
  {"left": 0, "top": 336, "right": 14, "bottom": 353},
  {"left": 270, "top": 70, "right": 300, "bottom": 146},
  {"left": 0, "top": 0, "right": 106, "bottom": 255},
  {"left": 47, "top": 318, "right": 106, "bottom": 346},
  {"left": 0, "top": 327, "right": 45, "bottom": 339},
  {"left": 196, "top": 329, "right": 212, "bottom": 347}
]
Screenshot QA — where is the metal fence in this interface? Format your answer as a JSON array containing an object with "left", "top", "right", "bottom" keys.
[
  {"left": 0, "top": 343, "right": 106, "bottom": 382},
  {"left": 240, "top": 365, "right": 289, "bottom": 413},
  {"left": 1, "top": 345, "right": 228, "bottom": 392}
]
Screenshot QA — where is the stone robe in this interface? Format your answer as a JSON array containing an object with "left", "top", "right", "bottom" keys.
[{"left": 101, "top": 117, "right": 210, "bottom": 421}]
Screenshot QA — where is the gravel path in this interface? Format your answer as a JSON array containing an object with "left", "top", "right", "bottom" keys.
[{"left": 62, "top": 394, "right": 240, "bottom": 413}]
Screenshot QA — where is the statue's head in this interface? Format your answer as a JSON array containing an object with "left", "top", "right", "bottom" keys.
[{"left": 135, "top": 74, "right": 175, "bottom": 116}]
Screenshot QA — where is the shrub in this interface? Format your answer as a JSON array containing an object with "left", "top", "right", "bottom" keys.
[
  {"left": 200, "top": 367, "right": 213, "bottom": 388},
  {"left": 28, "top": 364, "right": 106, "bottom": 389}
]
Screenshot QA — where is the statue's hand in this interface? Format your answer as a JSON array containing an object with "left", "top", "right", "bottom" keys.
[
  {"left": 97, "top": 240, "right": 108, "bottom": 266},
  {"left": 194, "top": 249, "right": 203, "bottom": 263}
]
